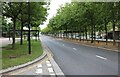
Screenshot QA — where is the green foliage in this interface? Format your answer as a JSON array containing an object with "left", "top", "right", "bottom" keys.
[
  {"left": 42, "top": 2, "right": 120, "bottom": 41},
  {"left": 2, "top": 2, "right": 49, "bottom": 48}
]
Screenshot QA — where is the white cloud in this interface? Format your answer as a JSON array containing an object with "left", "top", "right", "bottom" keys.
[{"left": 40, "top": 0, "right": 71, "bottom": 30}]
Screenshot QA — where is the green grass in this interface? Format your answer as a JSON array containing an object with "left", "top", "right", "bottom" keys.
[{"left": 2, "top": 40, "right": 43, "bottom": 69}]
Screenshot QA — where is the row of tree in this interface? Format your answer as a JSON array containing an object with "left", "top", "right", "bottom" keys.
[
  {"left": 2, "top": 2, "right": 49, "bottom": 49},
  {"left": 42, "top": 2, "right": 120, "bottom": 45}
]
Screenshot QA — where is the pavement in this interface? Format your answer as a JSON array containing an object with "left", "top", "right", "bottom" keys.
[
  {"left": 0, "top": 38, "right": 20, "bottom": 48},
  {"left": 3, "top": 57, "right": 56, "bottom": 75},
  {"left": 41, "top": 35, "right": 119, "bottom": 75}
]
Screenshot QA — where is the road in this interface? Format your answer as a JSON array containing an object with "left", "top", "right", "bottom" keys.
[{"left": 41, "top": 35, "right": 118, "bottom": 75}]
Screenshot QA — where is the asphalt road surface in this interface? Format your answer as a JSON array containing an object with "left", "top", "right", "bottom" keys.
[{"left": 41, "top": 35, "right": 118, "bottom": 75}]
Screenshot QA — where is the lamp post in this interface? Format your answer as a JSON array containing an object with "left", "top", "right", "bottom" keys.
[{"left": 28, "top": 0, "right": 31, "bottom": 54}]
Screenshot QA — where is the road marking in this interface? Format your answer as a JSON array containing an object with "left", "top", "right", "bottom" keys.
[
  {"left": 74, "top": 42, "right": 118, "bottom": 52},
  {"left": 48, "top": 68, "right": 54, "bottom": 73},
  {"left": 36, "top": 68, "right": 42, "bottom": 74},
  {"left": 62, "top": 44, "right": 65, "bottom": 46},
  {"left": 50, "top": 73, "right": 55, "bottom": 75},
  {"left": 46, "top": 61, "right": 50, "bottom": 64},
  {"left": 37, "top": 64, "right": 42, "bottom": 68},
  {"left": 96, "top": 55, "right": 107, "bottom": 60},
  {"left": 73, "top": 48, "right": 77, "bottom": 50},
  {"left": 47, "top": 63, "right": 52, "bottom": 67},
  {"left": 97, "top": 47, "right": 118, "bottom": 52}
]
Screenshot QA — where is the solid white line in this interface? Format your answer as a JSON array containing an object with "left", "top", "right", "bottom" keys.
[
  {"left": 47, "top": 63, "right": 52, "bottom": 67},
  {"left": 73, "top": 48, "right": 77, "bottom": 50},
  {"left": 36, "top": 68, "right": 42, "bottom": 74},
  {"left": 37, "top": 64, "right": 42, "bottom": 68},
  {"left": 96, "top": 55, "right": 107, "bottom": 60},
  {"left": 48, "top": 68, "right": 54, "bottom": 73},
  {"left": 74, "top": 42, "right": 118, "bottom": 52},
  {"left": 98, "top": 47, "right": 118, "bottom": 52}
]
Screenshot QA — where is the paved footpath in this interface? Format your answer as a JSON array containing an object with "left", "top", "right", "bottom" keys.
[
  {"left": 4, "top": 57, "right": 56, "bottom": 76},
  {"left": 0, "top": 38, "right": 20, "bottom": 48}
]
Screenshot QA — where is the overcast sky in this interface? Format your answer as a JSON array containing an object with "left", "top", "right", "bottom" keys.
[{"left": 40, "top": 0, "right": 71, "bottom": 30}]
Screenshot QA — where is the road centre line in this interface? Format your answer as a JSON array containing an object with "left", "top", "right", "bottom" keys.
[{"left": 96, "top": 55, "right": 107, "bottom": 60}]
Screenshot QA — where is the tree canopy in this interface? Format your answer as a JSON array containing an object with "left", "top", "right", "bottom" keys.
[
  {"left": 42, "top": 2, "right": 120, "bottom": 44},
  {"left": 2, "top": 2, "right": 49, "bottom": 48}
]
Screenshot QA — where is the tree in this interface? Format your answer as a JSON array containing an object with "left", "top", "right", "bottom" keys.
[
  {"left": 18, "top": 2, "right": 48, "bottom": 44},
  {"left": 43, "top": 2, "right": 119, "bottom": 46},
  {"left": 2, "top": 2, "right": 22, "bottom": 49}
]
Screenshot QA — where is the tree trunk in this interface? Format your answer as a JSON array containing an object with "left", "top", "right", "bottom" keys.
[
  {"left": 12, "top": 19, "right": 16, "bottom": 49},
  {"left": 20, "top": 21, "right": 23, "bottom": 45},
  {"left": 104, "top": 18, "right": 108, "bottom": 45},
  {"left": 79, "top": 26, "right": 81, "bottom": 41},
  {"left": 83, "top": 31, "right": 85, "bottom": 41},
  {"left": 20, "top": 6, "right": 23, "bottom": 45},
  {"left": 85, "top": 27, "right": 87, "bottom": 40},
  {"left": 93, "top": 25, "right": 96, "bottom": 41},
  {"left": 91, "top": 18, "right": 94, "bottom": 43},
  {"left": 112, "top": 3, "right": 116, "bottom": 45},
  {"left": 91, "top": 25, "right": 94, "bottom": 43},
  {"left": 36, "top": 27, "right": 37, "bottom": 41},
  {"left": 65, "top": 26, "right": 67, "bottom": 39},
  {"left": 74, "top": 26, "right": 76, "bottom": 40},
  {"left": 71, "top": 31, "right": 72, "bottom": 39},
  {"left": 112, "top": 20, "right": 116, "bottom": 45}
]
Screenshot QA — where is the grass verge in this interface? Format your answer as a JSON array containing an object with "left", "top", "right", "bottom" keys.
[{"left": 2, "top": 40, "right": 43, "bottom": 69}]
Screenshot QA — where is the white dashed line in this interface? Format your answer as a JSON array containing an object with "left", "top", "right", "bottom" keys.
[
  {"left": 36, "top": 68, "right": 43, "bottom": 74},
  {"left": 46, "top": 61, "right": 50, "bottom": 64},
  {"left": 48, "top": 68, "right": 54, "bottom": 73},
  {"left": 73, "top": 48, "right": 77, "bottom": 50},
  {"left": 50, "top": 73, "right": 55, "bottom": 75},
  {"left": 47, "top": 63, "right": 52, "bottom": 67},
  {"left": 96, "top": 55, "right": 107, "bottom": 60},
  {"left": 37, "top": 64, "right": 42, "bottom": 68}
]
